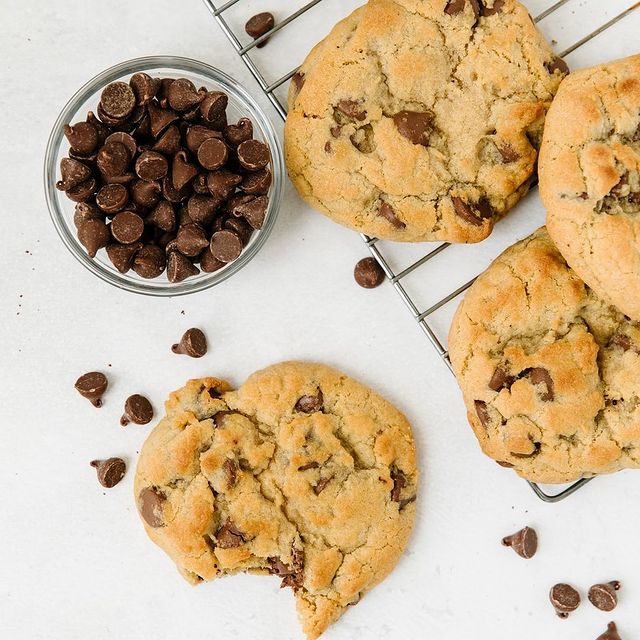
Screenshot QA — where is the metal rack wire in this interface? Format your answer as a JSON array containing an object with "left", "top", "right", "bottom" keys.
[{"left": 202, "top": 0, "right": 639, "bottom": 502}]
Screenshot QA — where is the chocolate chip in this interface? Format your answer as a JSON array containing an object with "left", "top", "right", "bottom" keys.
[
  {"left": 75, "top": 371, "right": 108, "bottom": 407},
  {"left": 314, "top": 477, "right": 332, "bottom": 495},
  {"left": 105, "top": 131, "right": 137, "bottom": 158},
  {"left": 390, "top": 467, "right": 407, "bottom": 502},
  {"left": 135, "top": 150, "right": 168, "bottom": 181},
  {"left": 224, "top": 216, "right": 253, "bottom": 245},
  {"left": 234, "top": 195, "right": 268, "bottom": 230},
  {"left": 237, "top": 139, "right": 270, "bottom": 171},
  {"left": 100, "top": 82, "right": 136, "bottom": 120},
  {"left": 74, "top": 202, "right": 101, "bottom": 228},
  {"left": 225, "top": 118, "right": 253, "bottom": 146},
  {"left": 138, "top": 487, "right": 165, "bottom": 528},
  {"left": 171, "top": 328, "right": 207, "bottom": 357},
  {"left": 489, "top": 366, "right": 515, "bottom": 392},
  {"left": 162, "top": 173, "right": 191, "bottom": 203},
  {"left": 482, "top": 0, "right": 504, "bottom": 15},
  {"left": 200, "top": 91, "right": 228, "bottom": 124},
  {"left": 550, "top": 583, "right": 581, "bottom": 618},
  {"left": 172, "top": 151, "right": 198, "bottom": 190},
  {"left": 610, "top": 334, "right": 631, "bottom": 351},
  {"left": 354, "top": 257, "right": 385, "bottom": 289},
  {"left": 207, "top": 170, "right": 242, "bottom": 200},
  {"left": 330, "top": 125, "right": 342, "bottom": 138},
  {"left": 294, "top": 389, "right": 323, "bottom": 414},
  {"left": 77, "top": 218, "right": 110, "bottom": 257},
  {"left": 502, "top": 527, "right": 538, "bottom": 559},
  {"left": 291, "top": 72, "right": 305, "bottom": 100},
  {"left": 95, "top": 184, "right": 128, "bottom": 214},
  {"left": 596, "top": 622, "right": 622, "bottom": 640},
  {"left": 240, "top": 169, "right": 271, "bottom": 195},
  {"left": 197, "top": 137, "right": 229, "bottom": 171},
  {"left": 378, "top": 202, "right": 406, "bottom": 229},
  {"left": 350, "top": 124, "right": 376, "bottom": 153},
  {"left": 129, "top": 72, "right": 159, "bottom": 105},
  {"left": 245, "top": 12, "right": 275, "bottom": 44},
  {"left": 97, "top": 141, "right": 130, "bottom": 178},
  {"left": 66, "top": 178, "right": 98, "bottom": 203},
  {"left": 216, "top": 519, "right": 245, "bottom": 548},
  {"left": 452, "top": 196, "right": 493, "bottom": 226},
  {"left": 546, "top": 57, "right": 570, "bottom": 76},
  {"left": 199, "top": 248, "right": 225, "bottom": 273},
  {"left": 64, "top": 121, "right": 99, "bottom": 155},
  {"left": 131, "top": 179, "right": 161, "bottom": 207},
  {"left": 524, "top": 367, "right": 554, "bottom": 401},
  {"left": 111, "top": 211, "right": 144, "bottom": 244},
  {"left": 213, "top": 410, "right": 233, "bottom": 428},
  {"left": 133, "top": 244, "right": 166, "bottom": 278},
  {"left": 90, "top": 457, "right": 126, "bottom": 488},
  {"left": 120, "top": 394, "right": 153, "bottom": 426},
  {"left": 498, "top": 143, "right": 520, "bottom": 163},
  {"left": 56, "top": 158, "right": 92, "bottom": 191},
  {"left": 167, "top": 251, "right": 199, "bottom": 282},
  {"left": 335, "top": 100, "right": 367, "bottom": 122},
  {"left": 393, "top": 111, "right": 433, "bottom": 146},
  {"left": 210, "top": 230, "right": 243, "bottom": 263},
  {"left": 152, "top": 124, "right": 181, "bottom": 155},
  {"left": 148, "top": 101, "right": 178, "bottom": 138},
  {"left": 167, "top": 78, "right": 202, "bottom": 112},
  {"left": 588, "top": 582, "right": 621, "bottom": 612},
  {"left": 193, "top": 173, "right": 210, "bottom": 195},
  {"left": 176, "top": 223, "right": 210, "bottom": 257},
  {"left": 474, "top": 400, "right": 491, "bottom": 428},
  {"left": 146, "top": 201, "right": 176, "bottom": 232},
  {"left": 223, "top": 459, "right": 238, "bottom": 489},
  {"left": 185, "top": 125, "right": 221, "bottom": 154},
  {"left": 444, "top": 0, "right": 466, "bottom": 14},
  {"left": 186, "top": 194, "right": 217, "bottom": 225},
  {"left": 298, "top": 462, "right": 320, "bottom": 471},
  {"left": 106, "top": 242, "right": 142, "bottom": 273}
]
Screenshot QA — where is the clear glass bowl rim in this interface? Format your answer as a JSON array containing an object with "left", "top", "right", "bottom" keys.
[{"left": 44, "top": 55, "right": 284, "bottom": 297}]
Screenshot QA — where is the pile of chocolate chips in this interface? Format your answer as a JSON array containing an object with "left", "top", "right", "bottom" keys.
[{"left": 57, "top": 74, "right": 272, "bottom": 282}]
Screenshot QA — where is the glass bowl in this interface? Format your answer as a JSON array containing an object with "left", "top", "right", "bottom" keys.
[{"left": 44, "top": 56, "right": 284, "bottom": 296}]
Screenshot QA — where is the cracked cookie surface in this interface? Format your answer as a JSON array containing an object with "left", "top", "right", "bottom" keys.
[
  {"left": 449, "top": 228, "right": 640, "bottom": 483},
  {"left": 540, "top": 54, "right": 640, "bottom": 321},
  {"left": 284, "top": 0, "right": 566, "bottom": 243},
  {"left": 134, "top": 361, "right": 417, "bottom": 639}
]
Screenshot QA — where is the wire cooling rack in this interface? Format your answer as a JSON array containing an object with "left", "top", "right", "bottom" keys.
[{"left": 203, "top": 0, "right": 640, "bottom": 502}]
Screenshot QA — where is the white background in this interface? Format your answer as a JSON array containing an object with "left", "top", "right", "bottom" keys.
[{"left": 1, "top": 1, "right": 639, "bottom": 639}]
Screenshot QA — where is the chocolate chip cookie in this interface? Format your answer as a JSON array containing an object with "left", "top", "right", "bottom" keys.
[
  {"left": 134, "top": 362, "right": 417, "bottom": 639},
  {"left": 449, "top": 228, "right": 640, "bottom": 483},
  {"left": 540, "top": 54, "right": 640, "bottom": 321},
  {"left": 285, "top": 0, "right": 567, "bottom": 243}
]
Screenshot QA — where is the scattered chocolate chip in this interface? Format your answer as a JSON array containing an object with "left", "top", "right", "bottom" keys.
[
  {"left": 90, "top": 457, "right": 126, "bottom": 488},
  {"left": 216, "top": 519, "right": 245, "bottom": 548},
  {"left": 106, "top": 242, "right": 142, "bottom": 273},
  {"left": 335, "top": 99, "right": 367, "bottom": 122},
  {"left": 171, "top": 328, "right": 207, "bottom": 358},
  {"left": 474, "top": 400, "right": 491, "bottom": 428},
  {"left": 129, "top": 72, "right": 159, "bottom": 105},
  {"left": 77, "top": 219, "right": 110, "bottom": 257},
  {"left": 390, "top": 467, "right": 407, "bottom": 502},
  {"left": 314, "top": 477, "right": 332, "bottom": 495},
  {"left": 100, "top": 82, "right": 136, "bottom": 120},
  {"left": 379, "top": 202, "right": 406, "bottom": 229},
  {"left": 589, "top": 582, "right": 621, "bottom": 612},
  {"left": 354, "top": 257, "right": 385, "bottom": 289},
  {"left": 393, "top": 111, "right": 432, "bottom": 146},
  {"left": 65, "top": 177, "right": 97, "bottom": 203},
  {"left": 120, "top": 394, "right": 153, "bottom": 426},
  {"left": 524, "top": 367, "right": 554, "bottom": 401},
  {"left": 75, "top": 371, "right": 108, "bottom": 407},
  {"left": 138, "top": 487, "right": 165, "bottom": 527},
  {"left": 197, "top": 137, "right": 229, "bottom": 171},
  {"left": 489, "top": 366, "right": 515, "bottom": 392},
  {"left": 245, "top": 12, "right": 275, "bottom": 47},
  {"left": 210, "top": 230, "right": 243, "bottom": 263},
  {"left": 237, "top": 139, "right": 270, "bottom": 171},
  {"left": 223, "top": 458, "right": 238, "bottom": 489},
  {"left": 549, "top": 583, "right": 581, "bottom": 618},
  {"left": 294, "top": 389, "right": 324, "bottom": 414},
  {"left": 64, "top": 121, "right": 99, "bottom": 155},
  {"left": 502, "top": 527, "right": 538, "bottom": 559},
  {"left": 111, "top": 211, "right": 144, "bottom": 244},
  {"left": 596, "top": 622, "right": 622, "bottom": 640},
  {"left": 225, "top": 118, "right": 253, "bottom": 146},
  {"left": 133, "top": 244, "right": 166, "bottom": 278},
  {"left": 546, "top": 57, "right": 570, "bottom": 76}
]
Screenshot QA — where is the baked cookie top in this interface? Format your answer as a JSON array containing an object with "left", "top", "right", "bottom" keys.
[
  {"left": 540, "top": 54, "right": 640, "bottom": 321},
  {"left": 134, "top": 362, "right": 417, "bottom": 639},
  {"left": 285, "top": 0, "right": 566, "bottom": 243},
  {"left": 449, "top": 228, "right": 640, "bottom": 484}
]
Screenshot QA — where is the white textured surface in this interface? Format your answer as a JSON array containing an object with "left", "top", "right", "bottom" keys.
[{"left": 1, "top": 1, "right": 639, "bottom": 639}]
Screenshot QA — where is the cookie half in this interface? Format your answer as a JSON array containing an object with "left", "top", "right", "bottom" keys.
[
  {"left": 285, "top": 0, "right": 567, "bottom": 242},
  {"left": 134, "top": 362, "right": 417, "bottom": 639},
  {"left": 449, "top": 228, "right": 640, "bottom": 484},
  {"left": 540, "top": 54, "right": 640, "bottom": 321}
]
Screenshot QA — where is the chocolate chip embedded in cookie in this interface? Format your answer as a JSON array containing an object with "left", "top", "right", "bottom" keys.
[
  {"left": 540, "top": 54, "right": 640, "bottom": 321},
  {"left": 134, "top": 362, "right": 417, "bottom": 640},
  {"left": 285, "top": 0, "right": 565, "bottom": 243},
  {"left": 449, "top": 227, "right": 640, "bottom": 483}
]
